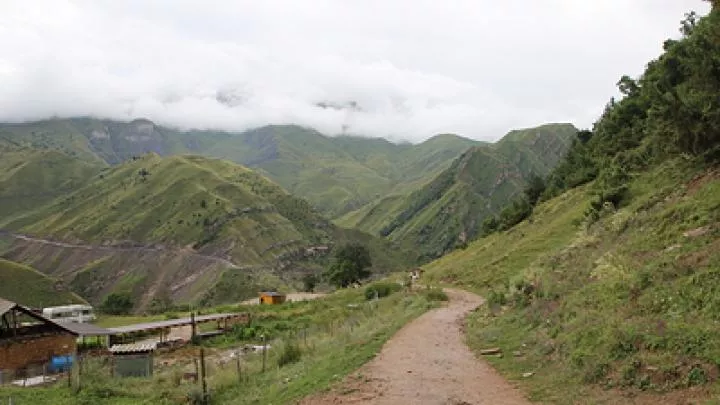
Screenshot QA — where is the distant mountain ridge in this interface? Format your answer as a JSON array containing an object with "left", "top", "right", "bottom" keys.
[
  {"left": 337, "top": 123, "right": 577, "bottom": 260},
  {"left": 0, "top": 118, "right": 481, "bottom": 216}
]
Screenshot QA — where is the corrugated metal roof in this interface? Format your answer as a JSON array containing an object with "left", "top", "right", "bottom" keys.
[
  {"left": 59, "top": 322, "right": 113, "bottom": 336},
  {"left": 109, "top": 342, "right": 157, "bottom": 354},
  {"left": 0, "top": 298, "right": 16, "bottom": 316},
  {"left": 260, "top": 292, "right": 285, "bottom": 297},
  {"left": 0, "top": 297, "right": 81, "bottom": 336},
  {"left": 108, "top": 313, "right": 244, "bottom": 334}
]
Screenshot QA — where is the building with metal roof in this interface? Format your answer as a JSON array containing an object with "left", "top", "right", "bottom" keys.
[{"left": 0, "top": 297, "right": 80, "bottom": 375}]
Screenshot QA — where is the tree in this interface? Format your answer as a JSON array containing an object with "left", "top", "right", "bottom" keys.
[
  {"left": 481, "top": 215, "right": 499, "bottom": 235},
  {"left": 100, "top": 292, "right": 134, "bottom": 315},
  {"left": 324, "top": 244, "right": 372, "bottom": 288},
  {"left": 302, "top": 274, "right": 318, "bottom": 292},
  {"left": 523, "top": 174, "right": 546, "bottom": 205}
]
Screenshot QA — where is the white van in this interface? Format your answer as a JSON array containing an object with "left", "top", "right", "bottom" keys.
[{"left": 42, "top": 304, "right": 96, "bottom": 323}]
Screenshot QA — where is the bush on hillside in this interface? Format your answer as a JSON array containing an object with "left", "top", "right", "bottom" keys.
[
  {"left": 486, "top": 289, "right": 507, "bottom": 307},
  {"left": 277, "top": 341, "right": 302, "bottom": 367},
  {"left": 497, "top": 198, "right": 533, "bottom": 231},
  {"left": 422, "top": 287, "right": 448, "bottom": 302},
  {"left": 302, "top": 273, "right": 318, "bottom": 293},
  {"left": 99, "top": 292, "right": 134, "bottom": 315},
  {"left": 364, "top": 281, "right": 402, "bottom": 300}
]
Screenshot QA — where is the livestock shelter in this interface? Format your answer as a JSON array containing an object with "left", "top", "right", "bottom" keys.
[
  {"left": 259, "top": 291, "right": 286, "bottom": 305},
  {"left": 0, "top": 297, "right": 80, "bottom": 382}
]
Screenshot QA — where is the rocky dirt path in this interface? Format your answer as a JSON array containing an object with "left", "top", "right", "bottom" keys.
[{"left": 299, "top": 289, "right": 530, "bottom": 405}]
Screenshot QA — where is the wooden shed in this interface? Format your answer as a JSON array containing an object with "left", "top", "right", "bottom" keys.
[{"left": 259, "top": 292, "right": 286, "bottom": 305}]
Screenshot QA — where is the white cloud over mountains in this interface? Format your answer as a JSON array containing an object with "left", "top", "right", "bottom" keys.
[{"left": 0, "top": 0, "right": 709, "bottom": 142}]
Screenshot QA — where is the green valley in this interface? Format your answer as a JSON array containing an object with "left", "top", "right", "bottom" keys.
[{"left": 338, "top": 123, "right": 577, "bottom": 261}]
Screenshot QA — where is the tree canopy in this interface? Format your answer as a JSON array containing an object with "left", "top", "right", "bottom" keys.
[
  {"left": 324, "top": 244, "right": 372, "bottom": 287},
  {"left": 100, "top": 292, "right": 134, "bottom": 315}
]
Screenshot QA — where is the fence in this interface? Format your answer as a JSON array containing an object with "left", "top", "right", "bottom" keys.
[
  {"left": 0, "top": 353, "right": 114, "bottom": 388},
  {"left": 0, "top": 289, "right": 428, "bottom": 404}
]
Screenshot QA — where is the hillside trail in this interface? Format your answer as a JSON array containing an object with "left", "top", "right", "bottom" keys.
[
  {"left": 299, "top": 289, "right": 530, "bottom": 405},
  {"left": 0, "top": 230, "right": 240, "bottom": 269}
]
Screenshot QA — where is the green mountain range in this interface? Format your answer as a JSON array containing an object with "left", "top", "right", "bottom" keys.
[
  {"left": 0, "top": 152, "right": 411, "bottom": 310},
  {"left": 338, "top": 124, "right": 577, "bottom": 260},
  {"left": 0, "top": 118, "right": 577, "bottom": 308},
  {"left": 0, "top": 119, "right": 480, "bottom": 217}
]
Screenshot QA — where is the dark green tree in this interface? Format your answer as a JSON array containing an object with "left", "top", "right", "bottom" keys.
[
  {"left": 523, "top": 174, "right": 546, "bottom": 205},
  {"left": 302, "top": 274, "right": 318, "bottom": 292},
  {"left": 324, "top": 244, "right": 372, "bottom": 288},
  {"left": 481, "top": 215, "right": 499, "bottom": 235},
  {"left": 100, "top": 292, "right": 134, "bottom": 315}
]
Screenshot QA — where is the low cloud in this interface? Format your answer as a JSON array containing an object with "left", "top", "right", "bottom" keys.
[{"left": 0, "top": 0, "right": 709, "bottom": 142}]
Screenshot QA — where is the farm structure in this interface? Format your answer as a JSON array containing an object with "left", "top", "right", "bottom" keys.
[
  {"left": 0, "top": 298, "right": 81, "bottom": 382},
  {"left": 259, "top": 292, "right": 286, "bottom": 305}
]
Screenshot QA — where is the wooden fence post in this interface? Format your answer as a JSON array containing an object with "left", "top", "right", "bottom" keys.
[
  {"left": 199, "top": 348, "right": 208, "bottom": 405},
  {"left": 261, "top": 335, "right": 267, "bottom": 373},
  {"left": 193, "top": 358, "right": 199, "bottom": 384},
  {"left": 235, "top": 351, "right": 242, "bottom": 385}
]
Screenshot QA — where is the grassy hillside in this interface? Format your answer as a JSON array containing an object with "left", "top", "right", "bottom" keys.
[
  {"left": 0, "top": 148, "right": 102, "bottom": 224},
  {"left": 425, "top": 159, "right": 720, "bottom": 402},
  {"left": 0, "top": 258, "right": 85, "bottom": 307},
  {"left": 0, "top": 120, "right": 479, "bottom": 216},
  {"left": 1, "top": 154, "right": 411, "bottom": 310},
  {"left": 424, "top": 7, "right": 720, "bottom": 402},
  {"left": 339, "top": 123, "right": 576, "bottom": 261}
]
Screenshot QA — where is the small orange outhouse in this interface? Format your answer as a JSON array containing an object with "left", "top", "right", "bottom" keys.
[{"left": 258, "top": 292, "right": 286, "bottom": 305}]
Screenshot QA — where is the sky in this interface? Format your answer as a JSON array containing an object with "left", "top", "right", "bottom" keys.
[{"left": 0, "top": 1, "right": 711, "bottom": 142}]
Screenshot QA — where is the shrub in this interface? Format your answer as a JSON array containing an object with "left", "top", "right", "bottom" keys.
[
  {"left": 686, "top": 366, "right": 707, "bottom": 386},
  {"left": 99, "top": 292, "right": 134, "bottom": 315},
  {"left": 364, "top": 281, "right": 402, "bottom": 300},
  {"left": 422, "top": 287, "right": 448, "bottom": 302},
  {"left": 302, "top": 274, "right": 318, "bottom": 292},
  {"left": 277, "top": 342, "right": 302, "bottom": 367},
  {"left": 486, "top": 289, "right": 507, "bottom": 307}
]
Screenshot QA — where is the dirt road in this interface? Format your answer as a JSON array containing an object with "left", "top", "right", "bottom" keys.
[
  {"left": 240, "top": 293, "right": 326, "bottom": 305},
  {"left": 0, "top": 229, "right": 241, "bottom": 269},
  {"left": 299, "top": 289, "right": 530, "bottom": 405}
]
